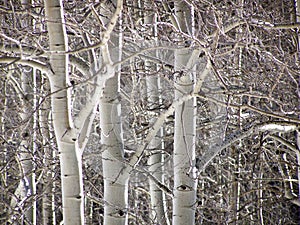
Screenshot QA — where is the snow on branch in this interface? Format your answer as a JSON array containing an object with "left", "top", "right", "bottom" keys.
[{"left": 196, "top": 122, "right": 300, "bottom": 173}]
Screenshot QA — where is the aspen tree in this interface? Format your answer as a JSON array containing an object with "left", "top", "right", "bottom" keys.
[
  {"left": 172, "top": 2, "right": 198, "bottom": 224},
  {"left": 98, "top": 1, "right": 129, "bottom": 224},
  {"left": 45, "top": 0, "right": 84, "bottom": 224}
]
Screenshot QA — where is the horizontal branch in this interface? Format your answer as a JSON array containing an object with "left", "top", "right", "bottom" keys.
[
  {"left": 196, "top": 93, "right": 300, "bottom": 124},
  {"left": 250, "top": 18, "right": 300, "bottom": 29},
  {"left": 117, "top": 45, "right": 193, "bottom": 68},
  {"left": 196, "top": 122, "right": 300, "bottom": 173},
  {"left": 0, "top": 57, "right": 51, "bottom": 74}
]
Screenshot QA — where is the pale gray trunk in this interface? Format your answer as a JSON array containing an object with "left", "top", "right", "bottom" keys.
[
  {"left": 39, "top": 78, "right": 56, "bottom": 225},
  {"left": 146, "top": 76, "right": 168, "bottom": 224},
  {"left": 100, "top": 75, "right": 129, "bottom": 224},
  {"left": 44, "top": 0, "right": 84, "bottom": 224},
  {"left": 99, "top": 1, "right": 128, "bottom": 224},
  {"left": 144, "top": 1, "right": 169, "bottom": 224},
  {"left": 172, "top": 49, "right": 197, "bottom": 225},
  {"left": 172, "top": 2, "right": 197, "bottom": 224}
]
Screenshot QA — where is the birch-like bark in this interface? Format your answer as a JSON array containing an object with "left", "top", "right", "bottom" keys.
[
  {"left": 146, "top": 75, "right": 168, "bottom": 224},
  {"left": 144, "top": 1, "right": 169, "bottom": 224},
  {"left": 39, "top": 78, "right": 55, "bottom": 225},
  {"left": 172, "top": 2, "right": 197, "bottom": 225},
  {"left": 44, "top": 0, "right": 84, "bottom": 224},
  {"left": 100, "top": 74, "right": 129, "bottom": 224},
  {"left": 98, "top": 1, "right": 128, "bottom": 224}
]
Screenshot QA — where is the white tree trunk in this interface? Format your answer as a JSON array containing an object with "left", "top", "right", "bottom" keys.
[
  {"left": 172, "top": 2, "right": 197, "bottom": 224},
  {"left": 44, "top": 0, "right": 84, "bottom": 224},
  {"left": 39, "top": 78, "right": 56, "bottom": 225},
  {"left": 99, "top": 1, "right": 128, "bottom": 224},
  {"left": 100, "top": 75, "right": 129, "bottom": 224},
  {"left": 144, "top": 1, "right": 169, "bottom": 224},
  {"left": 172, "top": 50, "right": 197, "bottom": 225},
  {"left": 146, "top": 76, "right": 169, "bottom": 224}
]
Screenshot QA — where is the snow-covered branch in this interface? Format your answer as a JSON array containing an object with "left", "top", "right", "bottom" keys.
[{"left": 196, "top": 122, "right": 300, "bottom": 173}]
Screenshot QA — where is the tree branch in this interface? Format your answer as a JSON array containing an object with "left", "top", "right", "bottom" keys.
[
  {"left": 196, "top": 122, "right": 300, "bottom": 173},
  {"left": 269, "top": 135, "right": 298, "bottom": 155},
  {"left": 63, "top": 62, "right": 115, "bottom": 142},
  {"left": 67, "top": 0, "right": 123, "bottom": 54},
  {"left": 69, "top": 55, "right": 91, "bottom": 77},
  {"left": 0, "top": 57, "right": 51, "bottom": 74}
]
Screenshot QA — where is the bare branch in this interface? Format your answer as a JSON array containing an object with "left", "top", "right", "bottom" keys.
[
  {"left": 67, "top": 0, "right": 123, "bottom": 54},
  {"left": 196, "top": 122, "right": 300, "bottom": 173},
  {"left": 0, "top": 57, "right": 50, "bottom": 74},
  {"left": 269, "top": 135, "right": 298, "bottom": 154},
  {"left": 69, "top": 55, "right": 91, "bottom": 77}
]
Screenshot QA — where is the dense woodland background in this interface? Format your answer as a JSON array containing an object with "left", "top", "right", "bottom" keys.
[{"left": 1, "top": 0, "right": 300, "bottom": 224}]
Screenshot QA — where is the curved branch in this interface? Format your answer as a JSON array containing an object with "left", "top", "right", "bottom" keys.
[
  {"left": 0, "top": 57, "right": 51, "bottom": 74},
  {"left": 196, "top": 122, "right": 300, "bottom": 173},
  {"left": 69, "top": 55, "right": 91, "bottom": 77}
]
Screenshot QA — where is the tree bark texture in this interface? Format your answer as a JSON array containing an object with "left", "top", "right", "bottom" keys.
[
  {"left": 172, "top": 2, "right": 198, "bottom": 225},
  {"left": 44, "top": 0, "right": 84, "bottom": 224}
]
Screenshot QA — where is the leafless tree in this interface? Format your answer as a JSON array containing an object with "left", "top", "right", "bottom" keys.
[{"left": 0, "top": 0, "right": 300, "bottom": 224}]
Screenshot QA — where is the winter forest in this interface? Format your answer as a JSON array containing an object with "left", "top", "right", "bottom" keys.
[{"left": 1, "top": 0, "right": 300, "bottom": 224}]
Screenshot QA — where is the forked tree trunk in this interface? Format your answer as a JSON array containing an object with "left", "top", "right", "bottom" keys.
[
  {"left": 44, "top": 0, "right": 84, "bottom": 224},
  {"left": 99, "top": 1, "right": 128, "bottom": 224}
]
